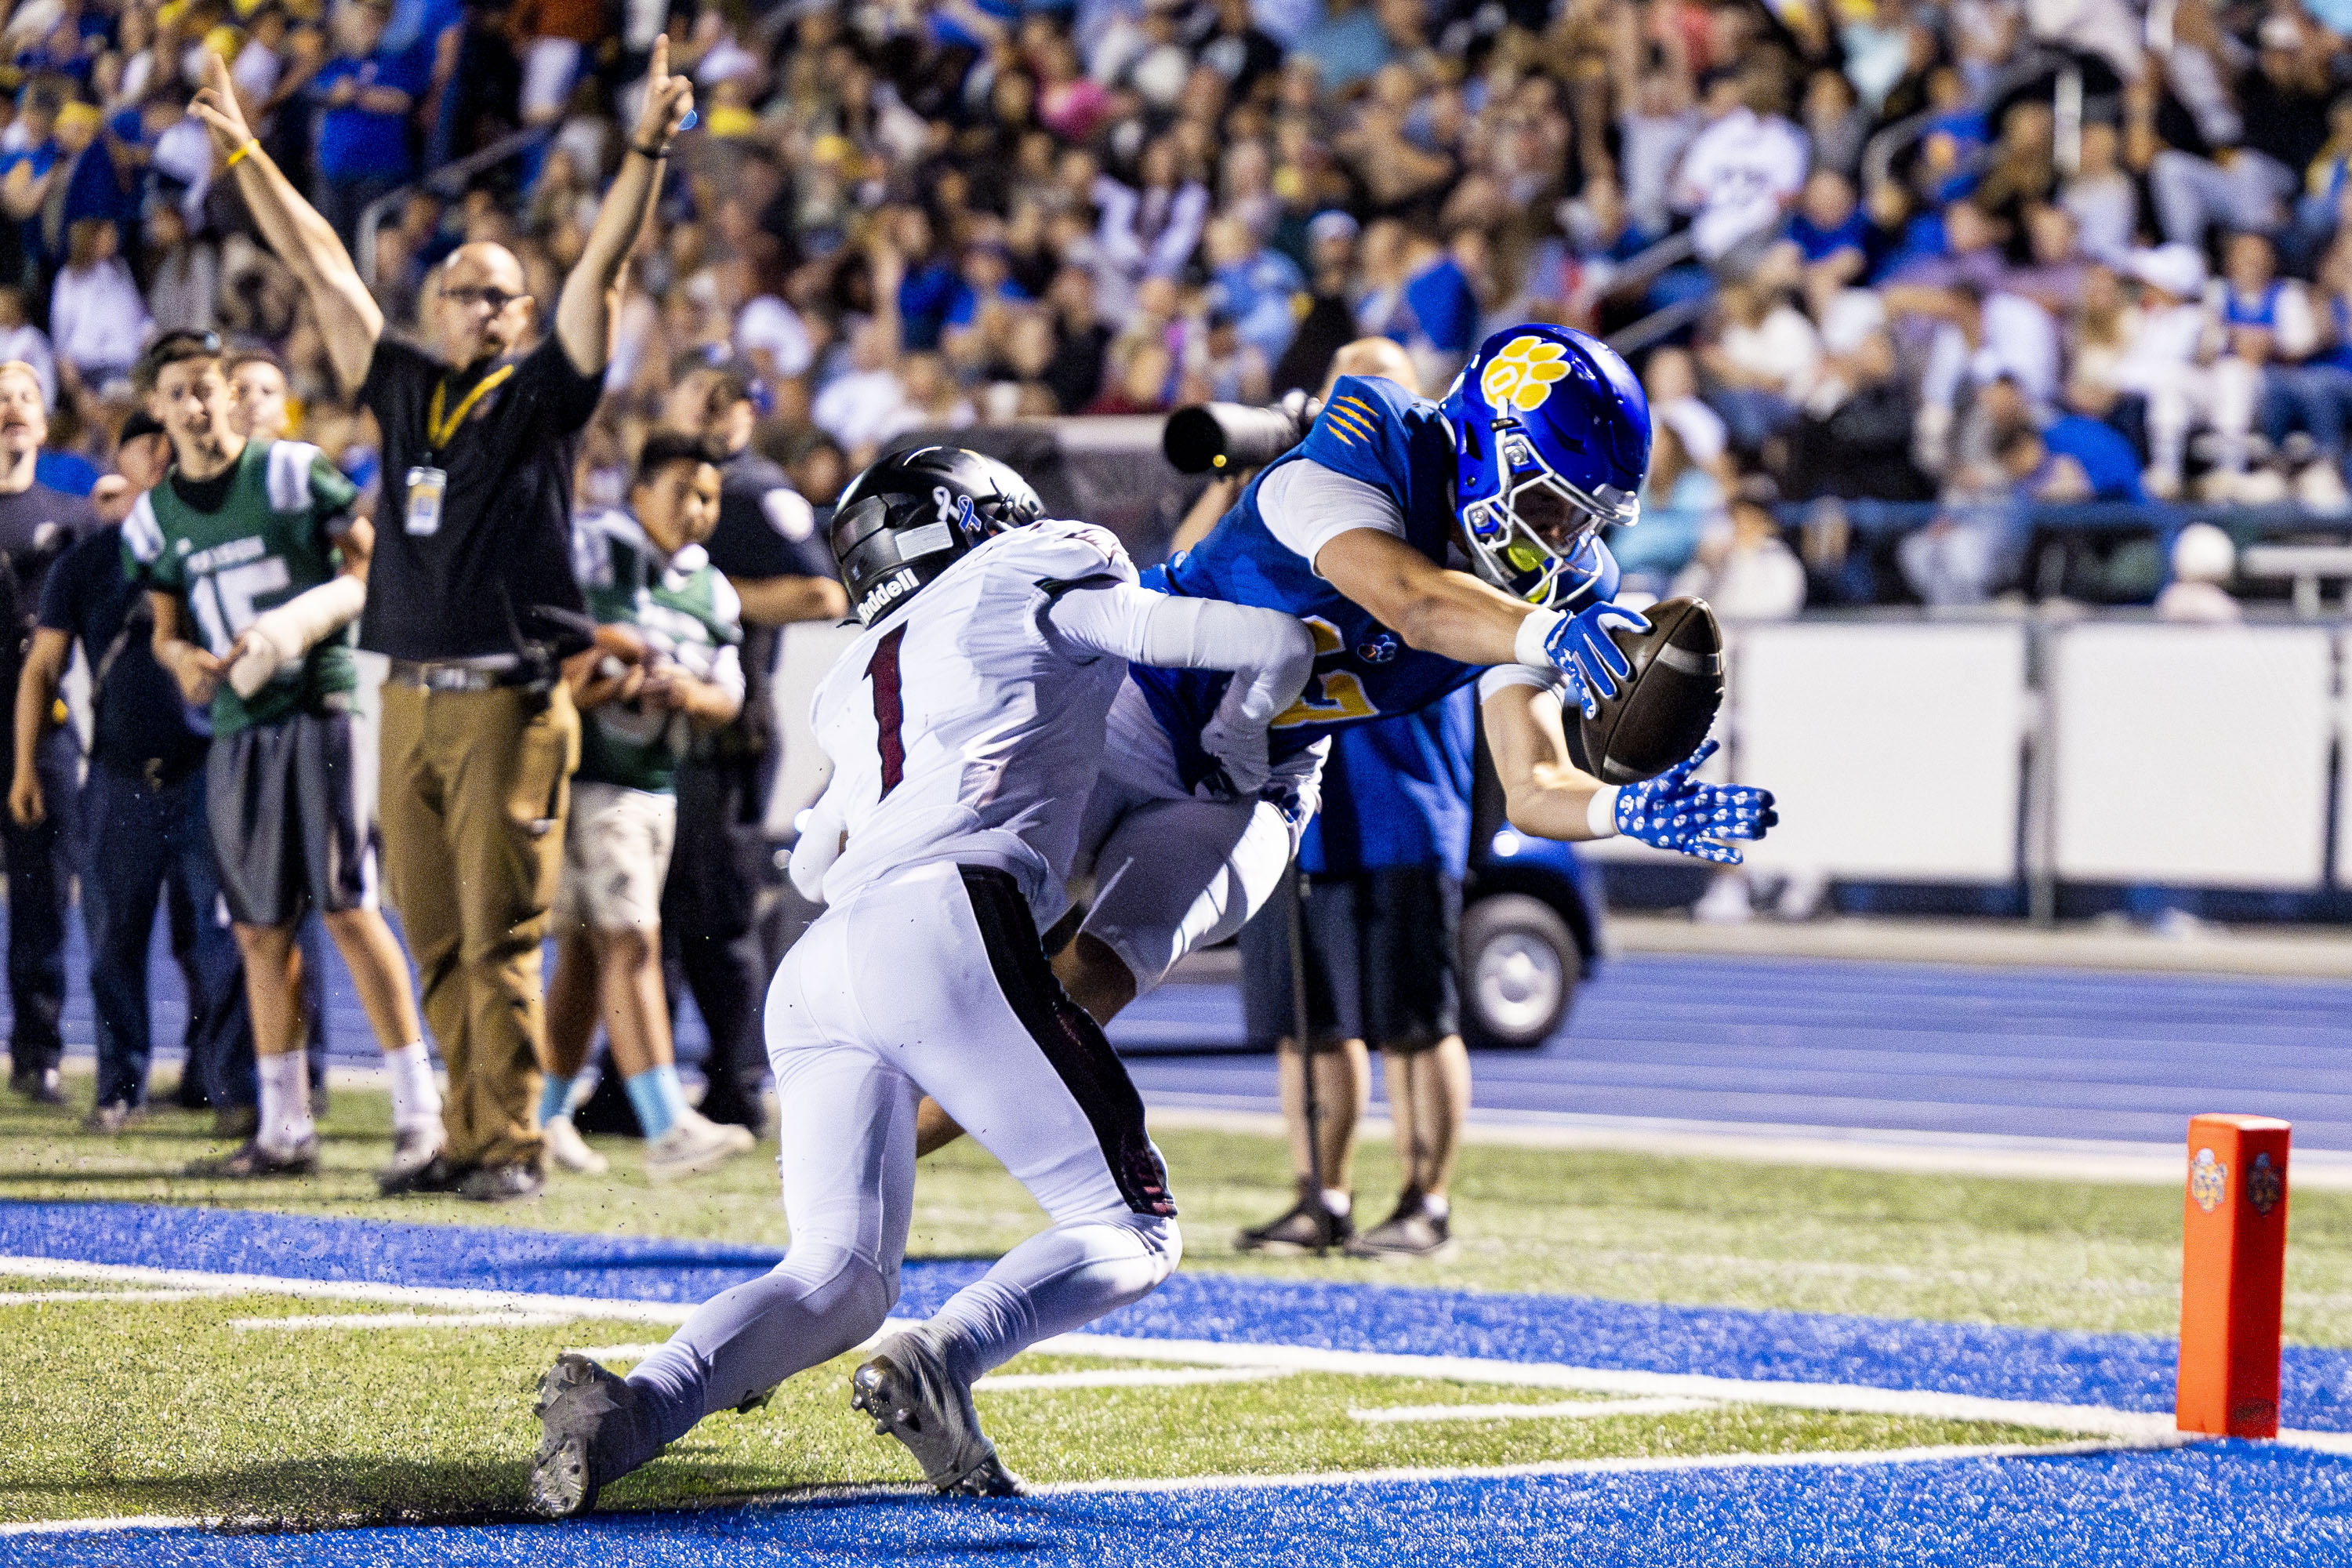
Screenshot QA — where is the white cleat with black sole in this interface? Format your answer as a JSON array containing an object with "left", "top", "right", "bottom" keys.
[
  {"left": 530, "top": 1353, "right": 644, "bottom": 1517},
  {"left": 540, "top": 1113, "right": 609, "bottom": 1175},
  {"left": 851, "top": 1328, "right": 1023, "bottom": 1497}
]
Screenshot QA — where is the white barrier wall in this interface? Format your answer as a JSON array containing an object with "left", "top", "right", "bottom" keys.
[
  {"left": 2050, "top": 625, "right": 2336, "bottom": 888},
  {"left": 1574, "top": 621, "right": 2032, "bottom": 882}
]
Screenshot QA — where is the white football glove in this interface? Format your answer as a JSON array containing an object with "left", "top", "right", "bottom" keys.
[{"left": 1196, "top": 693, "right": 1274, "bottom": 799}]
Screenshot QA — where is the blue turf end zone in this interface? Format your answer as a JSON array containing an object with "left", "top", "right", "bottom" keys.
[
  {"left": 11, "top": 1445, "right": 2352, "bottom": 1567},
  {"left": 13, "top": 1200, "right": 2352, "bottom": 1565}
]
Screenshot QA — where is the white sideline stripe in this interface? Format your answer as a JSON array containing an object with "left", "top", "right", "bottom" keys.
[
  {"left": 0, "top": 1436, "right": 2209, "bottom": 1539},
  {"left": 568, "top": 1343, "right": 670, "bottom": 1361},
  {"left": 977, "top": 1367, "right": 1291, "bottom": 1392},
  {"left": 1348, "top": 1396, "right": 1719, "bottom": 1425},
  {"left": 0, "top": 1257, "right": 695, "bottom": 1326},
  {"left": 230, "top": 1312, "right": 579, "bottom": 1331},
  {"left": 1026, "top": 1334, "right": 2183, "bottom": 1439}
]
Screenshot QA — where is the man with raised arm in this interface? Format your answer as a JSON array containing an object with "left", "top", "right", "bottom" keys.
[{"left": 188, "top": 42, "right": 695, "bottom": 1203}]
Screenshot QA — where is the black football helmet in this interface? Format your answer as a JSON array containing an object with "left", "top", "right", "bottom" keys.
[{"left": 832, "top": 446, "right": 1046, "bottom": 626}]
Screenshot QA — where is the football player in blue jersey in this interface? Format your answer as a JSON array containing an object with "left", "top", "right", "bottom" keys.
[{"left": 916, "top": 325, "right": 1777, "bottom": 1152}]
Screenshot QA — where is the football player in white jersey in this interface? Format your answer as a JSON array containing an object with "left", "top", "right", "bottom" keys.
[{"left": 528, "top": 448, "right": 1316, "bottom": 1514}]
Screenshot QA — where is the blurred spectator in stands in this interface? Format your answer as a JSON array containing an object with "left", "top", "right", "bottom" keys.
[
  {"left": 1196, "top": 307, "right": 1271, "bottom": 403},
  {"left": 513, "top": 0, "right": 604, "bottom": 131},
  {"left": 2061, "top": 119, "right": 2139, "bottom": 263},
  {"left": 1788, "top": 169, "right": 1868, "bottom": 317},
  {"left": 2217, "top": 229, "right": 2350, "bottom": 499},
  {"left": 2045, "top": 376, "right": 2149, "bottom": 503},
  {"left": 1786, "top": 329, "right": 1934, "bottom": 503},
  {"left": 1898, "top": 505, "right": 2006, "bottom": 607},
  {"left": 0, "top": 289, "right": 55, "bottom": 409},
  {"left": 1095, "top": 136, "right": 1209, "bottom": 312},
  {"left": 1087, "top": 329, "right": 1175, "bottom": 414},
  {"left": 2140, "top": 0, "right": 2295, "bottom": 249},
  {"left": 1205, "top": 215, "right": 1303, "bottom": 366},
  {"left": 1801, "top": 68, "right": 1868, "bottom": 183},
  {"left": 2005, "top": 205, "right": 2093, "bottom": 318},
  {"left": 1699, "top": 263, "right": 1821, "bottom": 456},
  {"left": 143, "top": 202, "right": 217, "bottom": 336},
  {"left": 1994, "top": 421, "right": 2092, "bottom": 503},
  {"left": 1619, "top": 67, "right": 1697, "bottom": 244},
  {"left": 1972, "top": 101, "right": 2059, "bottom": 256},
  {"left": 228, "top": 350, "right": 293, "bottom": 442},
  {"left": 49, "top": 217, "right": 144, "bottom": 386},
  {"left": 2109, "top": 242, "right": 2244, "bottom": 499},
  {"left": 310, "top": 0, "right": 424, "bottom": 244},
  {"left": 1904, "top": 278, "right": 2058, "bottom": 477},
  {"left": 1274, "top": 210, "right": 1358, "bottom": 396},
  {"left": 1040, "top": 263, "right": 1113, "bottom": 414},
  {"left": 1671, "top": 66, "right": 1806, "bottom": 263},
  {"left": 1621, "top": 420, "right": 1723, "bottom": 593}
]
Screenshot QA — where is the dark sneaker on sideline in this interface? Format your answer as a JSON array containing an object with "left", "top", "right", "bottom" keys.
[
  {"left": 531, "top": 1354, "right": 645, "bottom": 1517},
  {"left": 378, "top": 1152, "right": 472, "bottom": 1197},
  {"left": 1345, "top": 1189, "right": 1455, "bottom": 1261},
  {"left": 10, "top": 1065, "right": 64, "bottom": 1105},
  {"left": 377, "top": 1123, "right": 445, "bottom": 1189},
  {"left": 190, "top": 1135, "right": 320, "bottom": 1178},
  {"left": 1235, "top": 1180, "right": 1355, "bottom": 1255},
  {"left": 457, "top": 1162, "right": 544, "bottom": 1203}
]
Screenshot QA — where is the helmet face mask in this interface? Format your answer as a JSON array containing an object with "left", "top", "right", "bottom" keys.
[{"left": 1444, "top": 325, "right": 1650, "bottom": 610}]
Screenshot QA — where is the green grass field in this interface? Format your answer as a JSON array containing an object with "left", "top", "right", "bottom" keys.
[{"left": 3, "top": 1075, "right": 2343, "bottom": 1526}]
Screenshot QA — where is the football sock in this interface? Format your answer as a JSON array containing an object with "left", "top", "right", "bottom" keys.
[
  {"left": 538, "top": 1073, "right": 575, "bottom": 1127},
  {"left": 383, "top": 1043, "right": 441, "bottom": 1132},
  {"left": 257, "top": 1051, "right": 313, "bottom": 1151},
  {"left": 1421, "top": 1192, "right": 1450, "bottom": 1221},
  {"left": 925, "top": 1211, "right": 1181, "bottom": 1385},
  {"left": 625, "top": 1065, "right": 686, "bottom": 1141},
  {"left": 626, "top": 1241, "right": 892, "bottom": 1464},
  {"left": 1321, "top": 1189, "right": 1352, "bottom": 1218}
]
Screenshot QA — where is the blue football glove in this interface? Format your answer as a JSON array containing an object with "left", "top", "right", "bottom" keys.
[
  {"left": 1544, "top": 601, "right": 1650, "bottom": 719},
  {"left": 1614, "top": 739, "right": 1778, "bottom": 866}
]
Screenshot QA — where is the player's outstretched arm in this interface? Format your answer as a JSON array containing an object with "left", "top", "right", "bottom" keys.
[
  {"left": 554, "top": 38, "right": 692, "bottom": 376},
  {"left": 1047, "top": 582, "right": 1316, "bottom": 794},
  {"left": 190, "top": 51, "right": 382, "bottom": 397},
  {"left": 1486, "top": 680, "right": 1777, "bottom": 862}
]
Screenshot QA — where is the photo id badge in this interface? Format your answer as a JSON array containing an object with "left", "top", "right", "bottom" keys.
[{"left": 404, "top": 466, "right": 447, "bottom": 536}]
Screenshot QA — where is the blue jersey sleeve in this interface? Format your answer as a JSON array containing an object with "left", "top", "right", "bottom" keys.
[{"left": 1292, "top": 375, "right": 1423, "bottom": 497}]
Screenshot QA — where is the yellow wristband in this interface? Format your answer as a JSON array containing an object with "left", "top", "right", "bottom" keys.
[{"left": 224, "top": 140, "right": 258, "bottom": 169}]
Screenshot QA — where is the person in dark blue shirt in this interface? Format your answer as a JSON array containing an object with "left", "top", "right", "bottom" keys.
[
  {"left": 1236, "top": 685, "right": 1476, "bottom": 1258},
  {"left": 9, "top": 415, "right": 253, "bottom": 1129}
]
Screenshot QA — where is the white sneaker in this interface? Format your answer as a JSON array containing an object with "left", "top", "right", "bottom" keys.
[
  {"left": 541, "top": 1114, "right": 608, "bottom": 1175},
  {"left": 644, "top": 1110, "right": 756, "bottom": 1183}
]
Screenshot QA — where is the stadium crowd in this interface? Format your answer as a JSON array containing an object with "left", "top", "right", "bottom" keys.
[{"left": 0, "top": 0, "right": 2338, "bottom": 612}]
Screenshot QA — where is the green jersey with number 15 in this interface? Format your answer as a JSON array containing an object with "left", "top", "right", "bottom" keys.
[{"left": 122, "top": 438, "right": 359, "bottom": 737}]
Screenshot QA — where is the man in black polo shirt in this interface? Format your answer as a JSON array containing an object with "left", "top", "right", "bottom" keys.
[
  {"left": 190, "top": 44, "right": 695, "bottom": 1200},
  {"left": 0, "top": 359, "right": 93, "bottom": 1105},
  {"left": 10, "top": 412, "right": 253, "bottom": 1132},
  {"left": 655, "top": 360, "right": 845, "bottom": 1134}
]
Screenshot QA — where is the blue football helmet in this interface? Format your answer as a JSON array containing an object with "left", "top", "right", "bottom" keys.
[{"left": 1441, "top": 324, "right": 1650, "bottom": 608}]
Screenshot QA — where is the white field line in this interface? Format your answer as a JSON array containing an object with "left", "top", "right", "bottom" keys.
[
  {"left": 1349, "top": 1396, "right": 1720, "bottom": 1425},
  {"left": 568, "top": 1343, "right": 670, "bottom": 1361},
  {"left": 0, "top": 1257, "right": 695, "bottom": 1326},
  {"left": 5, "top": 1252, "right": 2334, "bottom": 1451},
  {"left": 0, "top": 1289, "right": 235, "bottom": 1304},
  {"left": 977, "top": 1367, "right": 1292, "bottom": 1392},
  {"left": 230, "top": 1311, "right": 579, "bottom": 1331}
]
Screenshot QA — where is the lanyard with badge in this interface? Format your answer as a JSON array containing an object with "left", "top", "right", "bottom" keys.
[{"left": 404, "top": 363, "right": 515, "bottom": 535}]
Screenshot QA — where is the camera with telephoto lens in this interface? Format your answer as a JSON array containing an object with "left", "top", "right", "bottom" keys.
[{"left": 1161, "top": 390, "right": 1321, "bottom": 475}]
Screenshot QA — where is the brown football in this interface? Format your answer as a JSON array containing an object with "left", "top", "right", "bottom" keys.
[{"left": 1576, "top": 596, "right": 1725, "bottom": 785}]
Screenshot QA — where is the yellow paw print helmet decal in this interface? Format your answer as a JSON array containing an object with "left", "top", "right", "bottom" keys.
[{"left": 1479, "top": 335, "right": 1573, "bottom": 413}]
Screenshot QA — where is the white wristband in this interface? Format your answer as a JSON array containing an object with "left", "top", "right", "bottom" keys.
[
  {"left": 1513, "top": 607, "right": 1563, "bottom": 670},
  {"left": 1587, "top": 785, "right": 1621, "bottom": 839}
]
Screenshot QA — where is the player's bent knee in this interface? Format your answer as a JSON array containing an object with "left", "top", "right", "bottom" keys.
[{"left": 778, "top": 1240, "right": 899, "bottom": 1336}]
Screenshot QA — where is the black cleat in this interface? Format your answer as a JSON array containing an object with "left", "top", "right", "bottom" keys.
[
  {"left": 189, "top": 1135, "right": 320, "bottom": 1178},
  {"left": 456, "top": 1162, "right": 544, "bottom": 1203},
  {"left": 851, "top": 1330, "right": 1022, "bottom": 1497},
  {"left": 1236, "top": 1179, "right": 1354, "bottom": 1256},
  {"left": 531, "top": 1354, "right": 643, "bottom": 1517},
  {"left": 378, "top": 1152, "right": 471, "bottom": 1196},
  {"left": 1345, "top": 1189, "right": 1456, "bottom": 1261}
]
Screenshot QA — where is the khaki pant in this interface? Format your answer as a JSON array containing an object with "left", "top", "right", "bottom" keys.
[{"left": 379, "top": 681, "right": 578, "bottom": 1167}]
